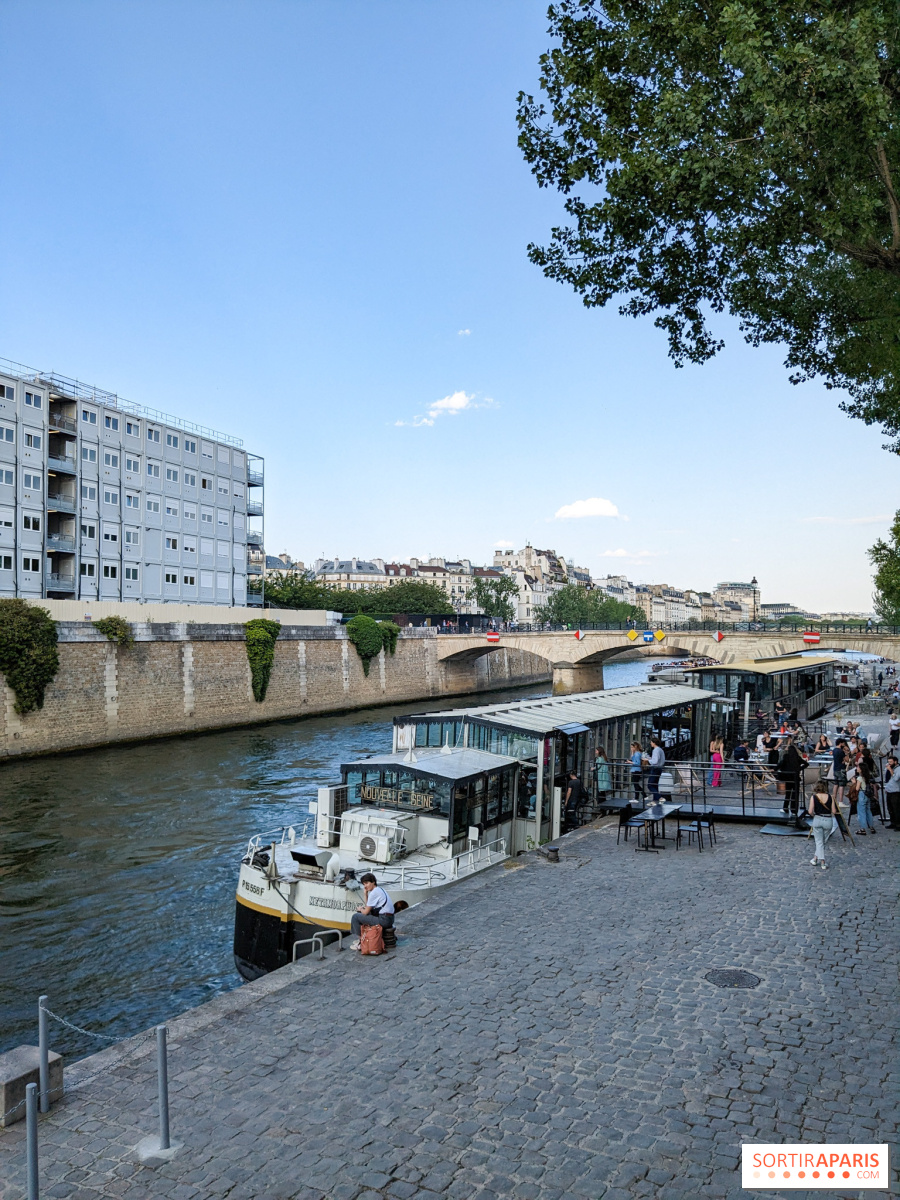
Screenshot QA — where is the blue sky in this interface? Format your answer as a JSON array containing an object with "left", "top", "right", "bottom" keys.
[{"left": 1, "top": 1, "right": 895, "bottom": 611}]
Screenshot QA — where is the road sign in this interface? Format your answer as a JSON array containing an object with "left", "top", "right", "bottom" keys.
[
  {"left": 574, "top": 630, "right": 585, "bottom": 640},
  {"left": 654, "top": 630, "right": 666, "bottom": 642},
  {"left": 642, "top": 631, "right": 654, "bottom": 643},
  {"left": 803, "top": 631, "right": 821, "bottom": 644},
  {"left": 486, "top": 631, "right": 500, "bottom": 643},
  {"left": 714, "top": 631, "right": 725, "bottom": 642},
  {"left": 627, "top": 629, "right": 639, "bottom": 641}
]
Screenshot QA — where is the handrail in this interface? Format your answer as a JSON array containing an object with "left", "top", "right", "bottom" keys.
[{"left": 291, "top": 930, "right": 345, "bottom": 962}]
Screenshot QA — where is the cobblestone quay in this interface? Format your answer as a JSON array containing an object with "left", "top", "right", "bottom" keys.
[{"left": 1, "top": 823, "right": 896, "bottom": 1200}]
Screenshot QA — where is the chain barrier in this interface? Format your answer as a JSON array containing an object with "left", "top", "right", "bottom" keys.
[
  {"left": 1, "top": 1096, "right": 27, "bottom": 1126},
  {"left": 41, "top": 1006, "right": 120, "bottom": 1044}
]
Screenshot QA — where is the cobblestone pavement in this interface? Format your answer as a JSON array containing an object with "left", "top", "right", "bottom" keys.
[{"left": 1, "top": 820, "right": 896, "bottom": 1200}]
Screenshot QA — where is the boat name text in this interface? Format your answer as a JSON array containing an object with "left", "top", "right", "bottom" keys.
[{"left": 359, "top": 784, "right": 436, "bottom": 809}]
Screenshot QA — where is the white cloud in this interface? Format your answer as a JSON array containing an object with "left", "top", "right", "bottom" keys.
[
  {"left": 493, "top": 539, "right": 514, "bottom": 548},
  {"left": 599, "top": 548, "right": 659, "bottom": 559},
  {"left": 554, "top": 496, "right": 619, "bottom": 519},
  {"left": 395, "top": 390, "right": 494, "bottom": 428},
  {"left": 800, "top": 514, "right": 891, "bottom": 526},
  {"left": 458, "top": 328, "right": 471, "bottom": 336}
]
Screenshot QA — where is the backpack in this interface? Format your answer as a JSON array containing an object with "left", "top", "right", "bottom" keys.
[{"left": 360, "top": 924, "right": 384, "bottom": 956}]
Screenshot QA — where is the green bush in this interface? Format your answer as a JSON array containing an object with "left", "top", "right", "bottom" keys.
[
  {"left": 93, "top": 616, "right": 134, "bottom": 646},
  {"left": 347, "top": 616, "right": 402, "bottom": 674},
  {"left": 380, "top": 621, "right": 400, "bottom": 656},
  {"left": 244, "top": 618, "right": 281, "bottom": 701},
  {"left": 0, "top": 599, "right": 60, "bottom": 715}
]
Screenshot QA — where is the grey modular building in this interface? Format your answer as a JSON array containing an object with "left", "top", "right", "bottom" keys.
[{"left": 0, "top": 357, "right": 264, "bottom": 606}]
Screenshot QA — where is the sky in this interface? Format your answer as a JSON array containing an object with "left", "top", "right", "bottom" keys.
[{"left": 1, "top": 1, "right": 895, "bottom": 613}]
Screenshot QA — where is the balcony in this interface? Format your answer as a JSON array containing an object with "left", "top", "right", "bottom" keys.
[
  {"left": 246, "top": 529, "right": 264, "bottom": 545},
  {"left": 48, "top": 412, "right": 77, "bottom": 435},
  {"left": 47, "top": 453, "right": 78, "bottom": 475},
  {"left": 46, "top": 533, "right": 76, "bottom": 552},
  {"left": 46, "top": 572, "right": 76, "bottom": 592},
  {"left": 247, "top": 469, "right": 264, "bottom": 487},
  {"left": 247, "top": 499, "right": 264, "bottom": 517},
  {"left": 46, "top": 493, "right": 77, "bottom": 514},
  {"left": 245, "top": 592, "right": 263, "bottom": 606},
  {"left": 247, "top": 561, "right": 263, "bottom": 575}
]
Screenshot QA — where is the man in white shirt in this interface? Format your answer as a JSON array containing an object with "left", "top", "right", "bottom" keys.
[
  {"left": 889, "top": 713, "right": 899, "bottom": 748},
  {"left": 349, "top": 873, "right": 395, "bottom": 950},
  {"left": 648, "top": 737, "right": 665, "bottom": 804}
]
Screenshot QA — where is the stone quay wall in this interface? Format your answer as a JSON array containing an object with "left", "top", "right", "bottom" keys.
[{"left": 0, "top": 624, "right": 550, "bottom": 761}]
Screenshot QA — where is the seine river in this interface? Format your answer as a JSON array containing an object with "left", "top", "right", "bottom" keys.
[{"left": 0, "top": 658, "right": 667, "bottom": 1061}]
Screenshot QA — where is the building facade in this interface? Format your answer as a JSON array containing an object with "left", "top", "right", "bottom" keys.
[{"left": 0, "top": 358, "right": 263, "bottom": 606}]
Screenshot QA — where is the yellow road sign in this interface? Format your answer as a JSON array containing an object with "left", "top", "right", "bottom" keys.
[
  {"left": 654, "top": 630, "right": 666, "bottom": 641},
  {"left": 627, "top": 629, "right": 639, "bottom": 641}
]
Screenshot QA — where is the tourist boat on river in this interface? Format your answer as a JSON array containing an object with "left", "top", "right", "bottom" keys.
[{"left": 234, "top": 682, "right": 725, "bottom": 979}]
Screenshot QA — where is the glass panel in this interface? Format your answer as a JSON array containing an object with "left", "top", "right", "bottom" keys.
[{"left": 518, "top": 765, "right": 537, "bottom": 818}]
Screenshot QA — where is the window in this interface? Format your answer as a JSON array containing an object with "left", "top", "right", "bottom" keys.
[
  {"left": 103, "top": 564, "right": 118, "bottom": 578},
  {"left": 81, "top": 484, "right": 97, "bottom": 500},
  {"left": 200, "top": 537, "right": 214, "bottom": 555},
  {"left": 165, "top": 501, "right": 179, "bottom": 517},
  {"left": 125, "top": 566, "right": 139, "bottom": 581},
  {"left": 184, "top": 439, "right": 196, "bottom": 454},
  {"left": 0, "top": 384, "right": 14, "bottom": 400},
  {"left": 201, "top": 441, "right": 213, "bottom": 460},
  {"left": 1, "top": 554, "right": 12, "bottom": 570},
  {"left": 183, "top": 574, "right": 195, "bottom": 585},
  {"left": 104, "top": 489, "right": 119, "bottom": 505},
  {"left": 25, "top": 391, "right": 42, "bottom": 410},
  {"left": 126, "top": 420, "right": 140, "bottom": 437},
  {"left": 217, "top": 572, "right": 230, "bottom": 590},
  {"left": 23, "top": 472, "right": 41, "bottom": 490},
  {"left": 166, "top": 433, "right": 179, "bottom": 448},
  {"left": 80, "top": 562, "right": 95, "bottom": 577},
  {"left": 81, "top": 523, "right": 96, "bottom": 538},
  {"left": 183, "top": 538, "right": 196, "bottom": 553},
  {"left": 233, "top": 512, "right": 244, "bottom": 529},
  {"left": 147, "top": 462, "right": 160, "bottom": 478},
  {"left": 104, "top": 452, "right": 119, "bottom": 467},
  {"left": 165, "top": 536, "right": 178, "bottom": 550},
  {"left": 217, "top": 446, "right": 229, "bottom": 464},
  {"left": 104, "top": 415, "right": 119, "bottom": 431},
  {"left": 125, "top": 529, "right": 140, "bottom": 546},
  {"left": 125, "top": 456, "right": 140, "bottom": 472},
  {"left": 0, "top": 469, "right": 12, "bottom": 486},
  {"left": 166, "top": 467, "right": 178, "bottom": 482},
  {"left": 200, "top": 570, "right": 214, "bottom": 588},
  {"left": 233, "top": 543, "right": 244, "bottom": 562},
  {"left": 217, "top": 509, "right": 229, "bottom": 528},
  {"left": 233, "top": 451, "right": 245, "bottom": 469},
  {"left": 82, "top": 446, "right": 97, "bottom": 463},
  {"left": 183, "top": 506, "right": 196, "bottom": 521},
  {"left": 23, "top": 514, "right": 41, "bottom": 531},
  {"left": 125, "top": 493, "right": 140, "bottom": 509},
  {"left": 103, "top": 528, "right": 118, "bottom": 543},
  {"left": 82, "top": 409, "right": 97, "bottom": 425},
  {"left": 23, "top": 557, "right": 41, "bottom": 572},
  {"left": 200, "top": 506, "right": 213, "bottom": 524},
  {"left": 1, "top": 423, "right": 13, "bottom": 443},
  {"left": 146, "top": 496, "right": 160, "bottom": 513},
  {"left": 24, "top": 431, "right": 42, "bottom": 449},
  {"left": 165, "top": 571, "right": 178, "bottom": 584},
  {"left": 147, "top": 427, "right": 160, "bottom": 443},
  {"left": 201, "top": 476, "right": 212, "bottom": 490},
  {"left": 217, "top": 479, "right": 228, "bottom": 495},
  {"left": 233, "top": 482, "right": 245, "bottom": 499},
  {"left": 217, "top": 539, "right": 229, "bottom": 558},
  {"left": 184, "top": 472, "right": 196, "bottom": 487}
]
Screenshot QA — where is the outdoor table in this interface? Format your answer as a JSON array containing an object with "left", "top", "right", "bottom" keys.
[{"left": 634, "top": 803, "right": 682, "bottom": 852}]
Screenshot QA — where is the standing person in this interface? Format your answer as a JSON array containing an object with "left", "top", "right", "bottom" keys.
[
  {"left": 778, "top": 736, "right": 805, "bottom": 818},
  {"left": 807, "top": 782, "right": 839, "bottom": 869},
  {"left": 594, "top": 747, "right": 611, "bottom": 803},
  {"left": 831, "top": 739, "right": 848, "bottom": 807},
  {"left": 349, "top": 874, "right": 395, "bottom": 951},
  {"left": 648, "top": 737, "right": 665, "bottom": 804},
  {"left": 884, "top": 755, "right": 900, "bottom": 829},
  {"left": 855, "top": 754, "right": 877, "bottom": 836},
  {"left": 630, "top": 742, "right": 645, "bottom": 802},
  {"left": 564, "top": 771, "right": 588, "bottom": 825},
  {"left": 889, "top": 711, "right": 899, "bottom": 749},
  {"left": 707, "top": 740, "right": 724, "bottom": 787}
]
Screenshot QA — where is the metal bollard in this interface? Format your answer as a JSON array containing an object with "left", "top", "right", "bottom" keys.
[
  {"left": 38, "top": 996, "right": 49, "bottom": 1114},
  {"left": 156, "top": 1025, "right": 170, "bottom": 1151},
  {"left": 26, "top": 1082, "right": 38, "bottom": 1200}
]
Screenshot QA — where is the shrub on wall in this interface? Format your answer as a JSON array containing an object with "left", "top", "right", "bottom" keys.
[
  {"left": 347, "top": 616, "right": 400, "bottom": 675},
  {"left": 245, "top": 618, "right": 281, "bottom": 701},
  {"left": 0, "top": 599, "right": 60, "bottom": 715},
  {"left": 93, "top": 616, "right": 134, "bottom": 646}
]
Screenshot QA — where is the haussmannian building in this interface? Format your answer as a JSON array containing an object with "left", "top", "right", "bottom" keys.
[{"left": 0, "top": 358, "right": 264, "bottom": 606}]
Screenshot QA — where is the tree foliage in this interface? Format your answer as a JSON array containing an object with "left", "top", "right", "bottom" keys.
[
  {"left": 257, "top": 572, "right": 453, "bottom": 616},
  {"left": 535, "top": 584, "right": 645, "bottom": 626},
  {"left": 0, "top": 599, "right": 60, "bottom": 714},
  {"left": 93, "top": 616, "right": 134, "bottom": 646},
  {"left": 244, "top": 618, "right": 281, "bottom": 702},
  {"left": 869, "top": 510, "right": 900, "bottom": 623},
  {"left": 346, "top": 616, "right": 402, "bottom": 675},
  {"left": 471, "top": 576, "right": 521, "bottom": 622},
  {"left": 517, "top": 0, "right": 900, "bottom": 449}
]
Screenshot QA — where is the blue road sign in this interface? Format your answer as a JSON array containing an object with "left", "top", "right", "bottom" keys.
[{"left": 642, "top": 631, "right": 654, "bottom": 643}]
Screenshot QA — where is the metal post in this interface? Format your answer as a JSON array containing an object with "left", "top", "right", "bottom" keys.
[
  {"left": 38, "top": 996, "right": 49, "bottom": 1114},
  {"left": 26, "top": 1082, "right": 38, "bottom": 1200},
  {"left": 743, "top": 691, "right": 750, "bottom": 739},
  {"left": 156, "top": 1026, "right": 170, "bottom": 1151}
]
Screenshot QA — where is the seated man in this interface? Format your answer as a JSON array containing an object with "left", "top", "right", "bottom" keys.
[{"left": 350, "top": 873, "right": 395, "bottom": 950}]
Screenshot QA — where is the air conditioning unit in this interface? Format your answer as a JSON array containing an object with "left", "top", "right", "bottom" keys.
[{"left": 358, "top": 834, "right": 393, "bottom": 864}]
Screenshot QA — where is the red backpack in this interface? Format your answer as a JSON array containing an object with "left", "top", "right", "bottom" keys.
[{"left": 360, "top": 925, "right": 384, "bottom": 955}]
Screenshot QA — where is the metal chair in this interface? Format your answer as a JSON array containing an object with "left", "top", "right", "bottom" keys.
[
  {"left": 616, "top": 805, "right": 646, "bottom": 845},
  {"left": 676, "top": 816, "right": 704, "bottom": 851},
  {"left": 697, "top": 808, "right": 717, "bottom": 844}
]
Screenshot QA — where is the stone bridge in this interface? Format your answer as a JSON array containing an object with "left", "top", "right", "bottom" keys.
[{"left": 435, "top": 630, "right": 900, "bottom": 695}]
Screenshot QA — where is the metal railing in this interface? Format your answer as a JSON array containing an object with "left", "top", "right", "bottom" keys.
[
  {"left": 247, "top": 500, "right": 264, "bottom": 516},
  {"left": 47, "top": 453, "right": 78, "bottom": 474},
  {"left": 377, "top": 837, "right": 508, "bottom": 889},
  {"left": 247, "top": 470, "right": 264, "bottom": 486},
  {"left": 434, "top": 620, "right": 900, "bottom": 636},
  {"left": 46, "top": 534, "right": 76, "bottom": 552},
  {"left": 46, "top": 493, "right": 76, "bottom": 512},
  {"left": 48, "top": 412, "right": 77, "bottom": 434},
  {"left": 45, "top": 573, "right": 76, "bottom": 590},
  {"left": 291, "top": 930, "right": 345, "bottom": 961}
]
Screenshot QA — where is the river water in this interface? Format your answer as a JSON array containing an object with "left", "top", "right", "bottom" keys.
[{"left": 0, "top": 657, "right": 666, "bottom": 1061}]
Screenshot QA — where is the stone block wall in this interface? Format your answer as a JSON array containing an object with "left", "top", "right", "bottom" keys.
[{"left": 0, "top": 625, "right": 550, "bottom": 761}]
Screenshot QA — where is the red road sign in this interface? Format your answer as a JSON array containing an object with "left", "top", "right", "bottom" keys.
[
  {"left": 714, "top": 631, "right": 724, "bottom": 642},
  {"left": 574, "top": 630, "right": 585, "bottom": 640},
  {"left": 486, "top": 631, "right": 500, "bottom": 643},
  {"left": 803, "top": 631, "right": 821, "bottom": 644}
]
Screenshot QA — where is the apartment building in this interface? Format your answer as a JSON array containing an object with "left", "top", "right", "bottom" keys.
[{"left": 0, "top": 358, "right": 263, "bottom": 606}]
